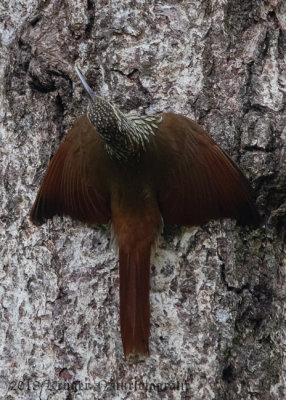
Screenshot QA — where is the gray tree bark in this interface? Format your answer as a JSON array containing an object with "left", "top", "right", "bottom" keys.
[{"left": 0, "top": 0, "right": 285, "bottom": 399}]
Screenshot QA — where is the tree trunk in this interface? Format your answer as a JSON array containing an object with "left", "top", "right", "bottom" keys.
[{"left": 0, "top": 0, "right": 285, "bottom": 399}]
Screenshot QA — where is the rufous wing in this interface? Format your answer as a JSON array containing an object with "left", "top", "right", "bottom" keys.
[
  {"left": 157, "top": 113, "right": 259, "bottom": 227},
  {"left": 30, "top": 115, "right": 111, "bottom": 225}
]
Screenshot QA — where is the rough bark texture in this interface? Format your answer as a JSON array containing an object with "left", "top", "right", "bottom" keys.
[{"left": 0, "top": 0, "right": 285, "bottom": 399}]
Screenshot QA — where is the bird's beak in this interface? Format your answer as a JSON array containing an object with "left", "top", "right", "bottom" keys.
[{"left": 75, "top": 66, "right": 95, "bottom": 101}]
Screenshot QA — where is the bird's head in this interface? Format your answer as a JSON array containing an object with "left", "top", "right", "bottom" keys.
[
  {"left": 75, "top": 66, "right": 161, "bottom": 162},
  {"left": 75, "top": 67, "right": 122, "bottom": 142}
]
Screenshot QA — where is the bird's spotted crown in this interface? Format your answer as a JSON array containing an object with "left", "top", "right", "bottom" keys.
[{"left": 87, "top": 96, "right": 162, "bottom": 162}]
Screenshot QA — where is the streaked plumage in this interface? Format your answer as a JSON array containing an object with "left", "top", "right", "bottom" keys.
[
  {"left": 87, "top": 95, "right": 162, "bottom": 161},
  {"left": 30, "top": 70, "right": 259, "bottom": 360}
]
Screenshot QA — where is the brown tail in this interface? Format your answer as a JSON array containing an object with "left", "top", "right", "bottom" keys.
[{"left": 119, "top": 246, "right": 151, "bottom": 359}]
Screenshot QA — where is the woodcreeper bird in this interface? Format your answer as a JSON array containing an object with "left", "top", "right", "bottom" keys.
[{"left": 30, "top": 67, "right": 259, "bottom": 360}]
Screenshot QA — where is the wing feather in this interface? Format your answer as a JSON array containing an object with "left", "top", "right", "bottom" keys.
[
  {"left": 30, "top": 115, "right": 111, "bottom": 225},
  {"left": 156, "top": 113, "right": 259, "bottom": 227}
]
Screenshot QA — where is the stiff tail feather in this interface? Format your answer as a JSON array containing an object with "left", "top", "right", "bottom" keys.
[{"left": 119, "top": 246, "right": 151, "bottom": 360}]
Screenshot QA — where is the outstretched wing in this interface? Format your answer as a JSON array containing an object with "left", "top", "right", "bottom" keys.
[
  {"left": 30, "top": 115, "right": 111, "bottom": 225},
  {"left": 156, "top": 113, "right": 259, "bottom": 227}
]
